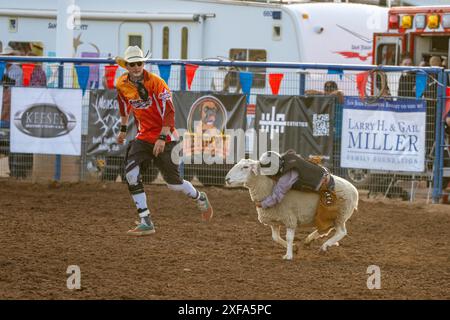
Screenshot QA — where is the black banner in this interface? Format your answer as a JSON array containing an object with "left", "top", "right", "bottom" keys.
[
  {"left": 173, "top": 92, "right": 247, "bottom": 161},
  {"left": 256, "top": 95, "right": 335, "bottom": 164},
  {"left": 87, "top": 90, "right": 136, "bottom": 156}
]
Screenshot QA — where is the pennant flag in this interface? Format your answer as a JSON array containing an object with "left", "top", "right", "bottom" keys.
[
  {"left": 46, "top": 64, "right": 59, "bottom": 88},
  {"left": 415, "top": 73, "right": 427, "bottom": 99},
  {"left": 239, "top": 71, "right": 254, "bottom": 103},
  {"left": 445, "top": 87, "right": 450, "bottom": 118},
  {"left": 327, "top": 68, "right": 344, "bottom": 80},
  {"left": 22, "top": 63, "right": 36, "bottom": 87},
  {"left": 158, "top": 64, "right": 172, "bottom": 84},
  {"left": 75, "top": 65, "right": 90, "bottom": 95},
  {"left": 0, "top": 62, "right": 5, "bottom": 83},
  {"left": 104, "top": 65, "right": 118, "bottom": 89},
  {"left": 185, "top": 64, "right": 199, "bottom": 90},
  {"left": 269, "top": 73, "right": 284, "bottom": 95},
  {"left": 356, "top": 71, "right": 369, "bottom": 100}
]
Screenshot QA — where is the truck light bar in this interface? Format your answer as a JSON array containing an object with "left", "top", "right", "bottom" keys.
[
  {"left": 443, "top": 14, "right": 450, "bottom": 29},
  {"left": 415, "top": 14, "right": 426, "bottom": 29},
  {"left": 389, "top": 14, "right": 399, "bottom": 29},
  {"left": 401, "top": 15, "right": 412, "bottom": 29},
  {"left": 427, "top": 14, "right": 440, "bottom": 29}
]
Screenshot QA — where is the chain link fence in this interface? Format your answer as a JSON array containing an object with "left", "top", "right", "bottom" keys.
[{"left": 0, "top": 57, "right": 448, "bottom": 203}]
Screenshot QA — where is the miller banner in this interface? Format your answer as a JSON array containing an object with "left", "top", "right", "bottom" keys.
[
  {"left": 87, "top": 90, "right": 136, "bottom": 156},
  {"left": 341, "top": 97, "right": 426, "bottom": 172},
  {"left": 255, "top": 95, "right": 335, "bottom": 162},
  {"left": 10, "top": 87, "right": 82, "bottom": 155},
  {"left": 173, "top": 92, "right": 247, "bottom": 161}
]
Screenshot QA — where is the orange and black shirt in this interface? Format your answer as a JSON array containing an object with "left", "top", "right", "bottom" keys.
[{"left": 117, "top": 70, "right": 176, "bottom": 144}]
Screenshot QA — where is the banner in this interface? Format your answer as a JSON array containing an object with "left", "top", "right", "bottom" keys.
[
  {"left": 104, "top": 65, "right": 118, "bottom": 89},
  {"left": 158, "top": 64, "right": 171, "bottom": 84},
  {"left": 268, "top": 73, "right": 284, "bottom": 95},
  {"left": 75, "top": 65, "right": 90, "bottom": 95},
  {"left": 341, "top": 97, "right": 426, "bottom": 172},
  {"left": 256, "top": 96, "right": 335, "bottom": 163},
  {"left": 173, "top": 92, "right": 247, "bottom": 162},
  {"left": 86, "top": 90, "right": 136, "bottom": 156},
  {"left": 185, "top": 64, "right": 199, "bottom": 90},
  {"left": 10, "top": 88, "right": 82, "bottom": 155}
]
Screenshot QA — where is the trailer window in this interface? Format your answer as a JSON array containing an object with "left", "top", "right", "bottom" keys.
[
  {"left": 128, "top": 35, "right": 142, "bottom": 49},
  {"left": 8, "top": 41, "right": 44, "bottom": 56},
  {"left": 163, "top": 27, "right": 170, "bottom": 59},
  {"left": 181, "top": 27, "right": 188, "bottom": 59},
  {"left": 229, "top": 48, "right": 267, "bottom": 88}
]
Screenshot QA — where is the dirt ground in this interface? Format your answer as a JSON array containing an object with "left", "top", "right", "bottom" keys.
[{"left": 0, "top": 179, "right": 449, "bottom": 300}]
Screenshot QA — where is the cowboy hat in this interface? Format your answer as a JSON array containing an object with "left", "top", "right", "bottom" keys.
[{"left": 115, "top": 46, "right": 150, "bottom": 68}]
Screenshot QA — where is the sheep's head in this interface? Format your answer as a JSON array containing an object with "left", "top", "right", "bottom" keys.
[{"left": 225, "top": 159, "right": 260, "bottom": 187}]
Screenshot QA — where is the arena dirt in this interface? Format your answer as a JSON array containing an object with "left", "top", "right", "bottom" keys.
[{"left": 0, "top": 180, "right": 448, "bottom": 299}]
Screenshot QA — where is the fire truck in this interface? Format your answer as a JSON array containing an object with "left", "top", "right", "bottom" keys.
[
  {"left": 373, "top": 5, "right": 450, "bottom": 66},
  {"left": 367, "top": 6, "right": 450, "bottom": 201}
]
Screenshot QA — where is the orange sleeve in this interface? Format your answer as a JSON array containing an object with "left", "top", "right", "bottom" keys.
[
  {"left": 117, "top": 89, "right": 128, "bottom": 117},
  {"left": 155, "top": 79, "right": 175, "bottom": 127}
]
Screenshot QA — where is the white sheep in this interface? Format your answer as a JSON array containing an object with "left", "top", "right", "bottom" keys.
[{"left": 225, "top": 158, "right": 359, "bottom": 260}]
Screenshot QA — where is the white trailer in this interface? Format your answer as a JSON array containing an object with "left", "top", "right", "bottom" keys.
[{"left": 0, "top": 0, "right": 388, "bottom": 64}]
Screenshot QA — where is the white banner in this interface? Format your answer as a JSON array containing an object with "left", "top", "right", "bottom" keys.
[
  {"left": 341, "top": 97, "right": 426, "bottom": 172},
  {"left": 10, "top": 87, "right": 82, "bottom": 155}
]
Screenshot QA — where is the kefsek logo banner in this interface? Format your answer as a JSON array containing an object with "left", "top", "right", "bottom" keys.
[{"left": 341, "top": 97, "right": 426, "bottom": 172}]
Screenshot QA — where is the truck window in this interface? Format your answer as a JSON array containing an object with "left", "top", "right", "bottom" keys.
[
  {"left": 376, "top": 44, "right": 398, "bottom": 65},
  {"left": 162, "top": 26, "right": 169, "bottom": 59},
  {"left": 181, "top": 27, "right": 188, "bottom": 59},
  {"left": 229, "top": 48, "right": 267, "bottom": 88},
  {"left": 128, "top": 35, "right": 142, "bottom": 49}
]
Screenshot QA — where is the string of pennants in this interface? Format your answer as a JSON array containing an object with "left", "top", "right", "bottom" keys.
[{"left": 0, "top": 61, "right": 446, "bottom": 109}]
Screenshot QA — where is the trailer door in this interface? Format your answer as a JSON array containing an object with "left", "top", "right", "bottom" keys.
[
  {"left": 119, "top": 22, "right": 152, "bottom": 56},
  {"left": 374, "top": 34, "right": 404, "bottom": 66}
]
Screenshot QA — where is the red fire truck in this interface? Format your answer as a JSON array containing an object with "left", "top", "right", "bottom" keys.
[
  {"left": 371, "top": 6, "right": 450, "bottom": 203},
  {"left": 373, "top": 6, "right": 450, "bottom": 66}
]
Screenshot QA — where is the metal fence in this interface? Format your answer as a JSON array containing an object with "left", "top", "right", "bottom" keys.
[{"left": 0, "top": 56, "right": 448, "bottom": 204}]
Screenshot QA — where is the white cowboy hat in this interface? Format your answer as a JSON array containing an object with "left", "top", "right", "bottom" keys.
[{"left": 115, "top": 46, "right": 150, "bottom": 68}]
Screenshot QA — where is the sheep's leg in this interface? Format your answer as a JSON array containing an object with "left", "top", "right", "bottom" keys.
[
  {"left": 283, "top": 227, "right": 296, "bottom": 260},
  {"left": 304, "top": 228, "right": 334, "bottom": 247},
  {"left": 271, "top": 225, "right": 287, "bottom": 247},
  {"left": 320, "top": 224, "right": 347, "bottom": 253},
  {"left": 304, "top": 230, "right": 320, "bottom": 246}
]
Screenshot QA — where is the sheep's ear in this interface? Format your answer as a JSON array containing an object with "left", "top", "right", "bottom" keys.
[{"left": 250, "top": 162, "right": 260, "bottom": 175}]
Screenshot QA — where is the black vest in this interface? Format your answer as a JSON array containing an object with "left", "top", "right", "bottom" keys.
[{"left": 279, "top": 151, "right": 327, "bottom": 191}]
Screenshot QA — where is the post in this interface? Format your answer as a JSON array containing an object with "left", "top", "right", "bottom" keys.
[
  {"left": 432, "top": 70, "right": 445, "bottom": 203},
  {"left": 299, "top": 71, "right": 305, "bottom": 96},
  {"left": 54, "top": 0, "right": 76, "bottom": 181}
]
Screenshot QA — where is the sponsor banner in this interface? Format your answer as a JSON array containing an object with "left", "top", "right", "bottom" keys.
[
  {"left": 341, "top": 97, "right": 426, "bottom": 172},
  {"left": 255, "top": 95, "right": 335, "bottom": 163},
  {"left": 10, "top": 87, "right": 82, "bottom": 155},
  {"left": 173, "top": 92, "right": 247, "bottom": 161},
  {"left": 86, "top": 90, "right": 136, "bottom": 156}
]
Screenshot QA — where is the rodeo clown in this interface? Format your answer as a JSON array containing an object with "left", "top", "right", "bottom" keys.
[
  {"left": 256, "top": 150, "right": 339, "bottom": 234},
  {"left": 115, "top": 46, "right": 213, "bottom": 236}
]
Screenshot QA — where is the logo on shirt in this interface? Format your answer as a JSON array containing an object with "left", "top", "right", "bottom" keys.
[
  {"left": 159, "top": 90, "right": 172, "bottom": 104},
  {"left": 129, "top": 98, "right": 152, "bottom": 110}
]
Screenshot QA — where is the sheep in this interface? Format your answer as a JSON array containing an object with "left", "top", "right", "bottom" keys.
[{"left": 225, "top": 158, "right": 359, "bottom": 260}]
